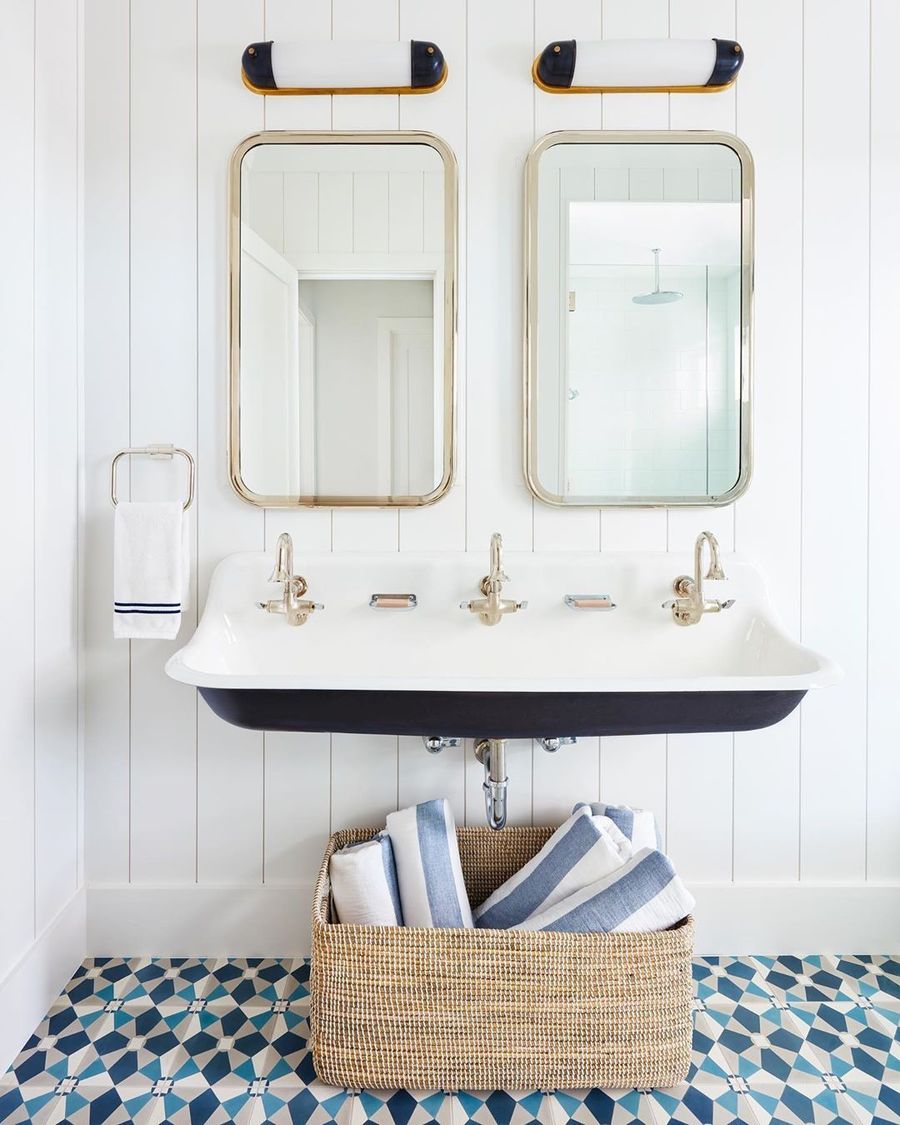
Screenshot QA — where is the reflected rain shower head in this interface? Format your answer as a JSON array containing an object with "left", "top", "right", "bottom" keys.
[{"left": 632, "top": 248, "right": 683, "bottom": 305}]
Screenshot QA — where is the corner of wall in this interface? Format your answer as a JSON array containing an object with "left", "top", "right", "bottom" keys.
[{"left": 0, "top": 889, "right": 87, "bottom": 1075}]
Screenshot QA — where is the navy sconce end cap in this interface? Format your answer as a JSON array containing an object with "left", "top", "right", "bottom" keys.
[
  {"left": 709, "top": 39, "right": 744, "bottom": 87},
  {"left": 411, "top": 40, "right": 446, "bottom": 89},
  {"left": 535, "top": 40, "right": 577, "bottom": 89},
  {"left": 242, "top": 41, "right": 277, "bottom": 91}
]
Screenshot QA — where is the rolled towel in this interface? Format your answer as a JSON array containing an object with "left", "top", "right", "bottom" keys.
[
  {"left": 574, "top": 801, "right": 662, "bottom": 852},
  {"left": 386, "top": 799, "right": 474, "bottom": 928},
  {"left": 474, "top": 806, "right": 631, "bottom": 930},
  {"left": 330, "top": 833, "right": 403, "bottom": 926},
  {"left": 513, "top": 847, "right": 694, "bottom": 934}
]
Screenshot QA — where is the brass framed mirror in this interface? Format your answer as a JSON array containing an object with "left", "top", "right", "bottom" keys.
[
  {"left": 229, "top": 130, "right": 457, "bottom": 507},
  {"left": 525, "top": 130, "right": 753, "bottom": 508}
]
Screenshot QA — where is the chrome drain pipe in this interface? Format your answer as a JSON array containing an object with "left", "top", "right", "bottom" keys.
[{"left": 474, "top": 737, "right": 508, "bottom": 830}]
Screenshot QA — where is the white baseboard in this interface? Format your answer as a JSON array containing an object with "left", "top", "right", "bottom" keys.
[
  {"left": 0, "top": 888, "right": 87, "bottom": 1074},
  {"left": 87, "top": 883, "right": 316, "bottom": 958},
  {"left": 87, "top": 881, "right": 900, "bottom": 958},
  {"left": 691, "top": 882, "right": 900, "bottom": 954}
]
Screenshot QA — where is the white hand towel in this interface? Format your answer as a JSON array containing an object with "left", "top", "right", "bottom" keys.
[
  {"left": 114, "top": 501, "right": 187, "bottom": 640},
  {"left": 574, "top": 801, "right": 662, "bottom": 852},
  {"left": 474, "top": 806, "right": 631, "bottom": 930},
  {"left": 330, "top": 833, "right": 403, "bottom": 926},
  {"left": 513, "top": 847, "right": 694, "bottom": 934},
  {"left": 386, "top": 799, "right": 474, "bottom": 929}
]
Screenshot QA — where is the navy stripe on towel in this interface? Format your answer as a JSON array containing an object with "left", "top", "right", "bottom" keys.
[
  {"left": 416, "top": 801, "right": 464, "bottom": 928},
  {"left": 114, "top": 607, "right": 181, "bottom": 616},
  {"left": 542, "top": 849, "right": 674, "bottom": 933},
  {"left": 476, "top": 813, "right": 599, "bottom": 929}
]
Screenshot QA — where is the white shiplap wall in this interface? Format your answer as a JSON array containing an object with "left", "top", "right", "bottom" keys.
[
  {"left": 0, "top": 0, "right": 84, "bottom": 1073},
  {"left": 83, "top": 0, "right": 900, "bottom": 953}
]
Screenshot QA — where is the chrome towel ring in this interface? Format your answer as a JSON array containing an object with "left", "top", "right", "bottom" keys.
[{"left": 110, "top": 444, "right": 195, "bottom": 511}]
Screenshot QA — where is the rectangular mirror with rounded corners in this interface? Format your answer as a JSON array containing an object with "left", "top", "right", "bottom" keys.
[
  {"left": 230, "top": 131, "right": 457, "bottom": 507},
  {"left": 525, "top": 131, "right": 753, "bottom": 507}
]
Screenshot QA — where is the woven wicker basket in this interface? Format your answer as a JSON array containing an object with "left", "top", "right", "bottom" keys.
[{"left": 310, "top": 826, "right": 693, "bottom": 1092}]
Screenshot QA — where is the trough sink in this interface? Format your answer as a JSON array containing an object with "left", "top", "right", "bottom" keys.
[{"left": 165, "top": 550, "right": 838, "bottom": 739}]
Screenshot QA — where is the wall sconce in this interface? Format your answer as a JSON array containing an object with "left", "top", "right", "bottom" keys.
[
  {"left": 241, "top": 40, "right": 447, "bottom": 96},
  {"left": 532, "top": 38, "right": 743, "bottom": 94}
]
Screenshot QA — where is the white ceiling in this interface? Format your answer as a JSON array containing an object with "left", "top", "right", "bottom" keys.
[{"left": 569, "top": 200, "right": 740, "bottom": 266}]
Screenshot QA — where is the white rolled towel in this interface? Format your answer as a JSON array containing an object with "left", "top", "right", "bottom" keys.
[
  {"left": 386, "top": 799, "right": 474, "bottom": 929},
  {"left": 330, "top": 833, "right": 403, "bottom": 926},
  {"left": 474, "top": 806, "right": 631, "bottom": 930},
  {"left": 574, "top": 801, "right": 662, "bottom": 852},
  {"left": 514, "top": 847, "right": 694, "bottom": 934}
]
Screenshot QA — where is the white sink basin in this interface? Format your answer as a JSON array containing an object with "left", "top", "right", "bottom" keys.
[{"left": 166, "top": 550, "right": 838, "bottom": 737}]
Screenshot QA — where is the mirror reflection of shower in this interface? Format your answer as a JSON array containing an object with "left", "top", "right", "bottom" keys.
[{"left": 632, "top": 247, "right": 683, "bottom": 306}]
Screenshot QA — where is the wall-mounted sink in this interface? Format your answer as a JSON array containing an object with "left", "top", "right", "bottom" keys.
[{"left": 166, "top": 550, "right": 838, "bottom": 738}]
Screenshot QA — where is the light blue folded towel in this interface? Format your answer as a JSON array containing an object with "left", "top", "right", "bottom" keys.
[
  {"left": 386, "top": 799, "right": 474, "bottom": 928},
  {"left": 573, "top": 801, "right": 662, "bottom": 851},
  {"left": 513, "top": 847, "right": 694, "bottom": 934},
  {"left": 329, "top": 832, "right": 403, "bottom": 926},
  {"left": 473, "top": 806, "right": 631, "bottom": 930}
]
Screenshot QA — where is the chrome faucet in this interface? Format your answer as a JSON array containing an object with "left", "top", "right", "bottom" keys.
[
  {"left": 258, "top": 532, "right": 323, "bottom": 627},
  {"left": 664, "top": 530, "right": 735, "bottom": 626},
  {"left": 461, "top": 532, "right": 527, "bottom": 626}
]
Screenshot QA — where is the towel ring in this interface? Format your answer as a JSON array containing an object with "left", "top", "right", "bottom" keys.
[{"left": 110, "top": 445, "right": 196, "bottom": 511}]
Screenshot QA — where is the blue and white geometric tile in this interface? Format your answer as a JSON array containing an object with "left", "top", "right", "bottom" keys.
[
  {"left": 750, "top": 955, "right": 863, "bottom": 1005},
  {"left": 692, "top": 957, "right": 776, "bottom": 1009},
  {"left": 3, "top": 956, "right": 900, "bottom": 1125}
]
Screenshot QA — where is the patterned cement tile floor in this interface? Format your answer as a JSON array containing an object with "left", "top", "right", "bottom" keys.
[{"left": 0, "top": 955, "right": 897, "bottom": 1124}]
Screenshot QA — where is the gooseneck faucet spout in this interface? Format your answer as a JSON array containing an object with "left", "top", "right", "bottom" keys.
[
  {"left": 461, "top": 532, "right": 527, "bottom": 626},
  {"left": 269, "top": 531, "right": 294, "bottom": 584},
  {"left": 258, "top": 531, "right": 324, "bottom": 627},
  {"left": 664, "top": 530, "right": 735, "bottom": 626}
]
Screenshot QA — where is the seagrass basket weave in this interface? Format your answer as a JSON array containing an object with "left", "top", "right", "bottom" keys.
[{"left": 310, "top": 826, "right": 694, "bottom": 1092}]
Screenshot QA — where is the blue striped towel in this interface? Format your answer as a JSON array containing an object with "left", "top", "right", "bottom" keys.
[
  {"left": 513, "top": 847, "right": 694, "bottom": 933},
  {"left": 573, "top": 801, "right": 662, "bottom": 852},
  {"left": 386, "top": 799, "right": 474, "bottom": 928},
  {"left": 473, "top": 806, "right": 632, "bottom": 930},
  {"left": 330, "top": 833, "right": 403, "bottom": 926}
]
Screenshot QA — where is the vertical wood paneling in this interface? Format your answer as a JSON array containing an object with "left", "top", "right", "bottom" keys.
[
  {"left": 326, "top": 0, "right": 404, "bottom": 798},
  {"left": 532, "top": 0, "right": 603, "bottom": 556},
  {"left": 261, "top": 0, "right": 334, "bottom": 555},
  {"left": 264, "top": 732, "right": 332, "bottom": 883},
  {"left": 83, "top": 0, "right": 131, "bottom": 886},
  {"left": 34, "top": 0, "right": 80, "bottom": 930},
  {"left": 330, "top": 735, "right": 399, "bottom": 829},
  {"left": 601, "top": 735, "right": 668, "bottom": 849},
  {"left": 465, "top": 0, "right": 535, "bottom": 553},
  {"left": 529, "top": 8, "right": 603, "bottom": 808},
  {"left": 732, "top": 0, "right": 804, "bottom": 882},
  {"left": 77, "top": 0, "right": 900, "bottom": 914},
  {"left": 597, "top": 0, "right": 669, "bottom": 556},
  {"left": 0, "top": 0, "right": 36, "bottom": 975},
  {"left": 866, "top": 0, "right": 900, "bottom": 880},
  {"left": 800, "top": 0, "right": 869, "bottom": 881},
  {"left": 318, "top": 174, "right": 354, "bottom": 253},
  {"left": 659, "top": 0, "right": 737, "bottom": 887},
  {"left": 398, "top": 737, "right": 466, "bottom": 826},
  {"left": 666, "top": 733, "right": 733, "bottom": 881},
  {"left": 398, "top": 0, "right": 468, "bottom": 552},
  {"left": 595, "top": 0, "right": 670, "bottom": 830},
  {"left": 329, "top": 0, "right": 402, "bottom": 553},
  {"left": 666, "top": 0, "right": 736, "bottom": 555},
  {"left": 128, "top": 0, "right": 198, "bottom": 885},
  {"left": 387, "top": 173, "right": 423, "bottom": 252},
  {"left": 195, "top": 0, "right": 266, "bottom": 882}
]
